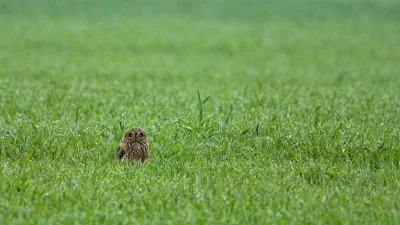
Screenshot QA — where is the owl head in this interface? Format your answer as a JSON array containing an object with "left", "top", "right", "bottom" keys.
[{"left": 123, "top": 127, "right": 147, "bottom": 143}]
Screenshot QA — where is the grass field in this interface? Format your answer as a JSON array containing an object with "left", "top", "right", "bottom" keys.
[{"left": 1, "top": 0, "right": 400, "bottom": 224}]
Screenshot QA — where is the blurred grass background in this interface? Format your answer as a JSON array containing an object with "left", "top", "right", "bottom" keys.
[{"left": 1, "top": 0, "right": 400, "bottom": 21}]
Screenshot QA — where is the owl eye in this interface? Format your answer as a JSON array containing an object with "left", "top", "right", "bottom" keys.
[
  {"left": 128, "top": 132, "right": 134, "bottom": 137},
  {"left": 138, "top": 132, "right": 143, "bottom": 137}
]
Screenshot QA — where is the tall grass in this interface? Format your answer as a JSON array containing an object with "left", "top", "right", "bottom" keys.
[{"left": 0, "top": 0, "right": 399, "bottom": 224}]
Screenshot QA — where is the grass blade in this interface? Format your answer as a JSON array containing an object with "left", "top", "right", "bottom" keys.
[
  {"left": 198, "top": 90, "right": 203, "bottom": 124},
  {"left": 225, "top": 103, "right": 233, "bottom": 125}
]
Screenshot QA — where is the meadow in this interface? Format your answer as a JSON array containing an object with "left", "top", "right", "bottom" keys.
[{"left": 1, "top": 0, "right": 400, "bottom": 224}]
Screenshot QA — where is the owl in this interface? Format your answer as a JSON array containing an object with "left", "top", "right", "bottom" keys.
[{"left": 116, "top": 127, "right": 149, "bottom": 163}]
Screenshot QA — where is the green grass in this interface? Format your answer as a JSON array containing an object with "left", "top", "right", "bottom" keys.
[{"left": 1, "top": 0, "right": 400, "bottom": 224}]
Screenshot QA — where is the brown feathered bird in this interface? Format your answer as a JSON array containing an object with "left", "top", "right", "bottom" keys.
[{"left": 116, "top": 127, "right": 149, "bottom": 163}]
